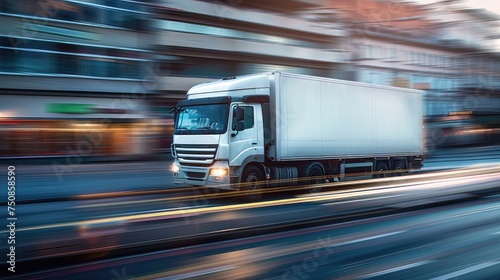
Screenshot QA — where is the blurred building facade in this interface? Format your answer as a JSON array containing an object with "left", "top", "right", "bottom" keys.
[
  {"left": 150, "top": 0, "right": 500, "bottom": 115},
  {"left": 0, "top": 0, "right": 160, "bottom": 158},
  {"left": 149, "top": 0, "right": 346, "bottom": 106},
  {"left": 1, "top": 0, "right": 499, "bottom": 159},
  {"left": 329, "top": 0, "right": 500, "bottom": 116}
]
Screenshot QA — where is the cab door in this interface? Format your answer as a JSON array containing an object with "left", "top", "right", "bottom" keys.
[{"left": 229, "top": 104, "right": 262, "bottom": 166}]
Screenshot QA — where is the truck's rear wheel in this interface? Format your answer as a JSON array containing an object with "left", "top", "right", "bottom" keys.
[
  {"left": 241, "top": 166, "right": 264, "bottom": 201},
  {"left": 304, "top": 163, "right": 325, "bottom": 193},
  {"left": 375, "top": 162, "right": 389, "bottom": 178},
  {"left": 393, "top": 160, "right": 406, "bottom": 176}
]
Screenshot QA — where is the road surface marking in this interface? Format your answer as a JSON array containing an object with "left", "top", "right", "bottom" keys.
[
  {"left": 450, "top": 204, "right": 500, "bottom": 219},
  {"left": 358, "top": 260, "right": 433, "bottom": 279},
  {"left": 334, "top": 230, "right": 406, "bottom": 247},
  {"left": 322, "top": 194, "right": 405, "bottom": 206},
  {"left": 429, "top": 261, "right": 500, "bottom": 280},
  {"left": 158, "top": 265, "right": 237, "bottom": 280}
]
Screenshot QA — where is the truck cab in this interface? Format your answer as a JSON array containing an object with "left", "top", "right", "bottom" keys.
[{"left": 171, "top": 75, "right": 269, "bottom": 189}]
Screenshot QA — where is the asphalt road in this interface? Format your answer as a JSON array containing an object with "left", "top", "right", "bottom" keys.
[
  {"left": 1, "top": 145, "right": 500, "bottom": 279},
  {"left": 5, "top": 177, "right": 500, "bottom": 279}
]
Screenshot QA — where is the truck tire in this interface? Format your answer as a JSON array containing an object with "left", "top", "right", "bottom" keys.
[
  {"left": 304, "top": 163, "right": 325, "bottom": 193},
  {"left": 375, "top": 162, "right": 389, "bottom": 178},
  {"left": 241, "top": 165, "right": 264, "bottom": 201},
  {"left": 393, "top": 160, "right": 406, "bottom": 176}
]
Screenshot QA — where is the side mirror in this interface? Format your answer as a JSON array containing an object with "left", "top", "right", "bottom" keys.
[
  {"left": 231, "top": 118, "right": 245, "bottom": 137},
  {"left": 231, "top": 121, "right": 245, "bottom": 137},
  {"left": 235, "top": 121, "right": 245, "bottom": 131},
  {"left": 231, "top": 107, "right": 245, "bottom": 137},
  {"left": 233, "top": 107, "right": 245, "bottom": 121}
]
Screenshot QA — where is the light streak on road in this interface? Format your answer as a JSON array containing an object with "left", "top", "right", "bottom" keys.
[
  {"left": 2, "top": 165, "right": 500, "bottom": 235},
  {"left": 334, "top": 230, "right": 406, "bottom": 247},
  {"left": 72, "top": 164, "right": 500, "bottom": 209},
  {"left": 429, "top": 261, "right": 500, "bottom": 280},
  {"left": 357, "top": 260, "right": 434, "bottom": 279}
]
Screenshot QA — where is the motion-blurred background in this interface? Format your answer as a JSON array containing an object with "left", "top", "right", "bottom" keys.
[{"left": 0, "top": 0, "right": 499, "bottom": 160}]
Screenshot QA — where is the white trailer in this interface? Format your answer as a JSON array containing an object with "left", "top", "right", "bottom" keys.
[{"left": 171, "top": 72, "right": 424, "bottom": 191}]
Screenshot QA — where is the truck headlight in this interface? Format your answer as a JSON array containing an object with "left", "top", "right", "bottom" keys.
[
  {"left": 171, "top": 164, "right": 180, "bottom": 173},
  {"left": 210, "top": 168, "right": 228, "bottom": 176}
]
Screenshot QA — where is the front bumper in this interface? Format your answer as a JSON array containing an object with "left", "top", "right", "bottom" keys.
[{"left": 172, "top": 160, "right": 233, "bottom": 189}]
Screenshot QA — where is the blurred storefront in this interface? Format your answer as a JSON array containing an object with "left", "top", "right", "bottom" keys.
[
  {"left": 0, "top": 95, "right": 157, "bottom": 158},
  {"left": 0, "top": 1, "right": 165, "bottom": 160}
]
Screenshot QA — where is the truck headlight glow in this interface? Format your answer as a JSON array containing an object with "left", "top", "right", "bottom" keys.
[
  {"left": 210, "top": 168, "right": 228, "bottom": 176},
  {"left": 171, "top": 164, "right": 180, "bottom": 173}
]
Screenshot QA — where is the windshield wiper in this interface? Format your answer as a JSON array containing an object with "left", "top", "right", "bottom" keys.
[
  {"left": 176, "top": 127, "right": 191, "bottom": 134},
  {"left": 199, "top": 126, "right": 215, "bottom": 131},
  {"left": 198, "top": 126, "right": 222, "bottom": 134}
]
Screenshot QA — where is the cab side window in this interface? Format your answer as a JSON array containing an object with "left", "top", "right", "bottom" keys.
[{"left": 242, "top": 106, "right": 254, "bottom": 129}]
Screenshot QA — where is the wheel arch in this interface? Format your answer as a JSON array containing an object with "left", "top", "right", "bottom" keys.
[
  {"left": 231, "top": 154, "right": 265, "bottom": 183},
  {"left": 303, "top": 161, "right": 326, "bottom": 177}
]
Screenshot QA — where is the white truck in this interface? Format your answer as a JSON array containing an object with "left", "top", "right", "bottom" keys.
[{"left": 171, "top": 72, "right": 424, "bottom": 191}]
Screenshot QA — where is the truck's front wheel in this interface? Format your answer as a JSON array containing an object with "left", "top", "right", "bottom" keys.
[{"left": 241, "top": 166, "right": 265, "bottom": 201}]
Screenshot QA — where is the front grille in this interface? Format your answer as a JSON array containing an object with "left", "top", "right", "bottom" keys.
[
  {"left": 174, "top": 144, "right": 218, "bottom": 166},
  {"left": 185, "top": 171, "right": 206, "bottom": 180}
]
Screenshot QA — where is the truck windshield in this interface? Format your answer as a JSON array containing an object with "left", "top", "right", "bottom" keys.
[{"left": 174, "top": 104, "right": 229, "bottom": 135}]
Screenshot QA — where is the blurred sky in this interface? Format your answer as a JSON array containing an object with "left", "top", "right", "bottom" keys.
[{"left": 462, "top": 1, "right": 500, "bottom": 14}]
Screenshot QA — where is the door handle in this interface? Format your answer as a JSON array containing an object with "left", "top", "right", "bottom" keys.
[{"left": 252, "top": 143, "right": 257, "bottom": 145}]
